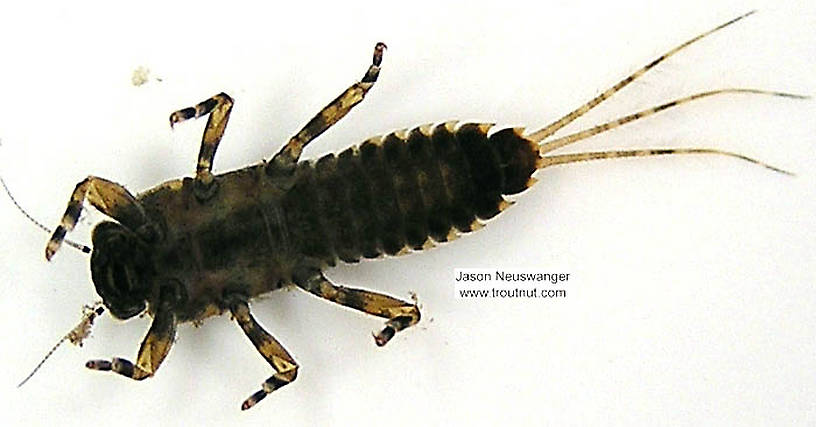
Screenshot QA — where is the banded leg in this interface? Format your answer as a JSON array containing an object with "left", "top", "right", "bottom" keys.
[
  {"left": 46, "top": 176, "right": 146, "bottom": 260},
  {"left": 169, "top": 92, "right": 234, "bottom": 197},
  {"left": 297, "top": 273, "right": 420, "bottom": 347},
  {"left": 527, "top": 11, "right": 756, "bottom": 142},
  {"left": 270, "top": 42, "right": 386, "bottom": 169},
  {"left": 85, "top": 303, "right": 177, "bottom": 380},
  {"left": 229, "top": 300, "right": 298, "bottom": 410}
]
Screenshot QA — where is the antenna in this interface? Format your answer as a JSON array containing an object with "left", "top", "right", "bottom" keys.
[{"left": 18, "top": 302, "right": 105, "bottom": 387}]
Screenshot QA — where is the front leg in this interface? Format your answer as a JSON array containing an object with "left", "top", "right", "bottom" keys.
[
  {"left": 270, "top": 42, "right": 386, "bottom": 170},
  {"left": 296, "top": 272, "right": 420, "bottom": 346},
  {"left": 86, "top": 302, "right": 177, "bottom": 380},
  {"left": 46, "top": 176, "right": 147, "bottom": 260},
  {"left": 169, "top": 92, "right": 234, "bottom": 199}
]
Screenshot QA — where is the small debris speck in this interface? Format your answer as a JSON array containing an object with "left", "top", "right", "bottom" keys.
[{"left": 131, "top": 66, "right": 151, "bottom": 86}]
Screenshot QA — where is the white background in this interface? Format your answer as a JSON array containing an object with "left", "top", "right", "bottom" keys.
[{"left": 1, "top": 0, "right": 814, "bottom": 425}]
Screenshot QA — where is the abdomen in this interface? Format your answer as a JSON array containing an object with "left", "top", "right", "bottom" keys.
[{"left": 282, "top": 122, "right": 540, "bottom": 264}]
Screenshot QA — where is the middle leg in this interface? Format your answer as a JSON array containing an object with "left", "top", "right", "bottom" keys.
[
  {"left": 169, "top": 92, "right": 234, "bottom": 198},
  {"left": 229, "top": 298, "right": 299, "bottom": 410}
]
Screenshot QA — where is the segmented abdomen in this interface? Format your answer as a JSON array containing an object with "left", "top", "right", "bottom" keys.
[{"left": 282, "top": 122, "right": 540, "bottom": 264}]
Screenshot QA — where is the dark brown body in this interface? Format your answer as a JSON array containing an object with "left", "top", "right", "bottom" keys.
[
  {"left": 41, "top": 16, "right": 794, "bottom": 409},
  {"left": 137, "top": 122, "right": 539, "bottom": 323}
]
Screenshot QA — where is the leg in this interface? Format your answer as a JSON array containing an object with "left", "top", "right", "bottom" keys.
[
  {"left": 46, "top": 176, "right": 147, "bottom": 260},
  {"left": 296, "top": 272, "right": 420, "bottom": 347},
  {"left": 527, "top": 11, "right": 756, "bottom": 142},
  {"left": 169, "top": 92, "right": 234, "bottom": 198},
  {"left": 270, "top": 42, "right": 386, "bottom": 170},
  {"left": 539, "top": 148, "right": 792, "bottom": 175},
  {"left": 85, "top": 303, "right": 177, "bottom": 380},
  {"left": 229, "top": 299, "right": 299, "bottom": 410}
]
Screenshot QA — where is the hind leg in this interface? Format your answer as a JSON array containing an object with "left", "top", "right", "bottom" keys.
[
  {"left": 296, "top": 272, "right": 420, "bottom": 346},
  {"left": 270, "top": 42, "right": 386, "bottom": 171}
]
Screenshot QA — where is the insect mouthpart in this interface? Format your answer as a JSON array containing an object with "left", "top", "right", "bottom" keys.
[{"left": 90, "top": 221, "right": 152, "bottom": 319}]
